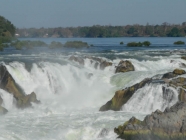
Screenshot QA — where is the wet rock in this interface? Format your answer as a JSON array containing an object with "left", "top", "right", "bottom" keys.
[
  {"left": 114, "top": 102, "right": 186, "bottom": 140},
  {"left": 115, "top": 60, "right": 134, "bottom": 73},
  {"left": 0, "top": 105, "right": 8, "bottom": 115},
  {"left": 178, "top": 88, "right": 186, "bottom": 102},
  {"left": 181, "top": 56, "right": 186, "bottom": 60},
  {"left": 17, "top": 92, "right": 40, "bottom": 109},
  {"left": 162, "top": 69, "right": 185, "bottom": 79},
  {"left": 100, "top": 61, "right": 112, "bottom": 70},
  {"left": 69, "top": 55, "right": 84, "bottom": 65},
  {"left": 0, "top": 96, "right": 3, "bottom": 105},
  {"left": 98, "top": 128, "right": 109, "bottom": 138},
  {"left": 170, "top": 60, "right": 186, "bottom": 67},
  {"left": 99, "top": 78, "right": 151, "bottom": 111},
  {"left": 173, "top": 69, "right": 185, "bottom": 75},
  {"left": 0, "top": 65, "right": 40, "bottom": 109},
  {"left": 87, "top": 73, "right": 93, "bottom": 79}
]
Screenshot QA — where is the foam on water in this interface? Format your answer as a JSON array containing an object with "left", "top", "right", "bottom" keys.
[
  {"left": 122, "top": 84, "right": 178, "bottom": 113},
  {"left": 0, "top": 53, "right": 185, "bottom": 140}
]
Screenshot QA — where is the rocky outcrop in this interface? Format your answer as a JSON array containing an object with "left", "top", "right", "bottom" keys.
[
  {"left": 0, "top": 95, "right": 8, "bottom": 115},
  {"left": 0, "top": 105, "right": 8, "bottom": 115},
  {"left": 69, "top": 55, "right": 113, "bottom": 70},
  {"left": 162, "top": 68, "right": 186, "bottom": 79},
  {"left": 114, "top": 102, "right": 186, "bottom": 140},
  {"left": 99, "top": 78, "right": 151, "bottom": 111},
  {"left": 100, "top": 61, "right": 112, "bottom": 70},
  {"left": 115, "top": 60, "right": 134, "bottom": 73},
  {"left": 69, "top": 55, "right": 84, "bottom": 65},
  {"left": 173, "top": 69, "right": 185, "bottom": 75},
  {"left": 0, "top": 96, "right": 3, "bottom": 105},
  {"left": 181, "top": 56, "right": 186, "bottom": 60},
  {"left": 0, "top": 65, "right": 40, "bottom": 109},
  {"left": 100, "top": 69, "right": 186, "bottom": 112}
]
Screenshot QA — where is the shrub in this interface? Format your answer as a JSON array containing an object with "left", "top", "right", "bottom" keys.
[
  {"left": 143, "top": 41, "right": 151, "bottom": 46},
  {"left": 174, "top": 41, "right": 185, "bottom": 45},
  {"left": 64, "top": 41, "right": 89, "bottom": 48},
  {"left": 127, "top": 41, "right": 151, "bottom": 47}
]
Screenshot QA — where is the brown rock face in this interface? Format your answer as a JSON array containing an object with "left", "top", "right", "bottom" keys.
[
  {"left": 115, "top": 102, "right": 186, "bottom": 140},
  {"left": 115, "top": 60, "right": 134, "bottom": 73},
  {"left": 0, "top": 96, "right": 3, "bottom": 105},
  {"left": 173, "top": 69, "right": 185, "bottom": 75},
  {"left": 69, "top": 55, "right": 84, "bottom": 65},
  {"left": 69, "top": 55, "right": 113, "bottom": 70},
  {"left": 100, "top": 61, "right": 112, "bottom": 70},
  {"left": 0, "top": 65, "right": 40, "bottom": 109},
  {"left": 99, "top": 78, "right": 151, "bottom": 111},
  {"left": 162, "top": 69, "right": 185, "bottom": 79}
]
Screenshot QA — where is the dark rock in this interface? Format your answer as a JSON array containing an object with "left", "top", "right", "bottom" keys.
[
  {"left": 0, "top": 96, "right": 3, "bottom": 105},
  {"left": 87, "top": 73, "right": 93, "bottom": 79},
  {"left": 115, "top": 60, "right": 135, "bottom": 73},
  {"left": 173, "top": 69, "right": 185, "bottom": 75},
  {"left": 100, "top": 61, "right": 112, "bottom": 70},
  {"left": 115, "top": 102, "right": 186, "bottom": 140},
  {"left": 0, "top": 105, "right": 8, "bottom": 115},
  {"left": 99, "top": 78, "right": 151, "bottom": 111},
  {"left": 98, "top": 128, "right": 108, "bottom": 138},
  {"left": 170, "top": 60, "right": 186, "bottom": 67},
  {"left": 69, "top": 55, "right": 84, "bottom": 65},
  {"left": 0, "top": 65, "right": 40, "bottom": 109},
  {"left": 178, "top": 88, "right": 186, "bottom": 102},
  {"left": 162, "top": 69, "right": 185, "bottom": 79},
  {"left": 181, "top": 56, "right": 186, "bottom": 60}
]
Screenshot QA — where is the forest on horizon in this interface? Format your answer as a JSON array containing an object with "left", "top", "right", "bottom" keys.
[{"left": 16, "top": 22, "right": 186, "bottom": 38}]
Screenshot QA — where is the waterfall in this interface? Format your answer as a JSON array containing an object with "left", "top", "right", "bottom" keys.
[{"left": 122, "top": 84, "right": 178, "bottom": 113}]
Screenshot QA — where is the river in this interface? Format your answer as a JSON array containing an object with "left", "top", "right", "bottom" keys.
[{"left": 0, "top": 37, "right": 186, "bottom": 140}]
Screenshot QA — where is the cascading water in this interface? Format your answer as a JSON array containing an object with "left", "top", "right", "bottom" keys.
[
  {"left": 122, "top": 84, "right": 178, "bottom": 113},
  {"left": 1, "top": 37, "right": 186, "bottom": 140}
]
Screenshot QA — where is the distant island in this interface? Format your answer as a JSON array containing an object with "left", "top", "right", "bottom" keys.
[{"left": 16, "top": 22, "right": 186, "bottom": 38}]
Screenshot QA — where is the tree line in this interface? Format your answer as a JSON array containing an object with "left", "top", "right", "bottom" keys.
[
  {"left": 16, "top": 22, "right": 186, "bottom": 38},
  {"left": 0, "top": 15, "right": 16, "bottom": 43}
]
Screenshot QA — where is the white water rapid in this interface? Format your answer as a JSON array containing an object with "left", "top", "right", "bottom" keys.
[{"left": 0, "top": 53, "right": 186, "bottom": 140}]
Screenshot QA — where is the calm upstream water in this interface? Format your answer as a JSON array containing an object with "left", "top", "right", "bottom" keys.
[{"left": 0, "top": 37, "right": 186, "bottom": 140}]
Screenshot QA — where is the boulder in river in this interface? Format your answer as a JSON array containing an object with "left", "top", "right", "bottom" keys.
[
  {"left": 162, "top": 68, "right": 185, "bottom": 79},
  {"left": 0, "top": 105, "right": 8, "bottom": 115},
  {"left": 0, "top": 65, "right": 40, "bottom": 109},
  {"left": 69, "top": 55, "right": 84, "bottom": 65},
  {"left": 100, "top": 69, "right": 186, "bottom": 112},
  {"left": 115, "top": 60, "right": 134, "bottom": 73},
  {"left": 0, "top": 96, "right": 3, "bottom": 105},
  {"left": 99, "top": 78, "right": 151, "bottom": 111},
  {"left": 114, "top": 101, "right": 186, "bottom": 140}
]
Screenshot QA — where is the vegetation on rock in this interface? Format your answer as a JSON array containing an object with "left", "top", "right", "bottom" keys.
[
  {"left": 120, "top": 41, "right": 124, "bottom": 45},
  {"left": 127, "top": 41, "right": 151, "bottom": 47},
  {"left": 64, "top": 41, "right": 89, "bottom": 48},
  {"left": 174, "top": 41, "right": 185, "bottom": 45}
]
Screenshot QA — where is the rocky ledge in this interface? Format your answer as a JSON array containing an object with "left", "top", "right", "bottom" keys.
[
  {"left": 0, "top": 65, "right": 40, "bottom": 113},
  {"left": 100, "top": 68, "right": 186, "bottom": 111},
  {"left": 114, "top": 101, "right": 186, "bottom": 140},
  {"left": 115, "top": 60, "right": 135, "bottom": 73},
  {"left": 69, "top": 55, "right": 135, "bottom": 72}
]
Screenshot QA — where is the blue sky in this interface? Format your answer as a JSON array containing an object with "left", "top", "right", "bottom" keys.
[{"left": 0, "top": 0, "right": 186, "bottom": 28}]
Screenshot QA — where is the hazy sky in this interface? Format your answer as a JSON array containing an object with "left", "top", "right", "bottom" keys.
[{"left": 0, "top": 0, "right": 186, "bottom": 28}]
